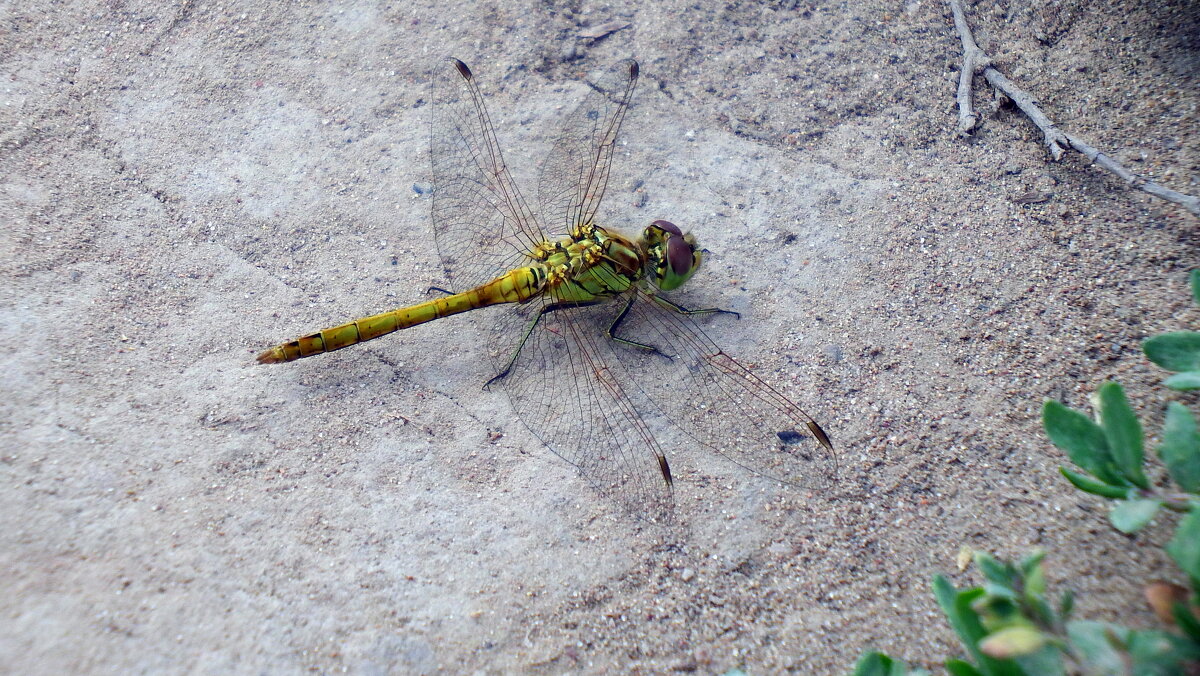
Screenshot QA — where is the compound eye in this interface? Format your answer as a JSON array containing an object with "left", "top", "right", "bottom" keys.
[
  {"left": 651, "top": 219, "right": 682, "bottom": 236},
  {"left": 666, "top": 236, "right": 694, "bottom": 276}
]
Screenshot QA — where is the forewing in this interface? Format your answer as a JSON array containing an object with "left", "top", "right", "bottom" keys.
[
  {"left": 486, "top": 294, "right": 674, "bottom": 520},
  {"left": 535, "top": 60, "right": 639, "bottom": 240},
  {"left": 430, "top": 58, "right": 546, "bottom": 292},
  {"left": 608, "top": 290, "right": 838, "bottom": 489}
]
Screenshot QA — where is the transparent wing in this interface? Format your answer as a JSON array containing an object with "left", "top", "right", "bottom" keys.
[
  {"left": 607, "top": 289, "right": 838, "bottom": 489},
  {"left": 535, "top": 60, "right": 639, "bottom": 240},
  {"left": 430, "top": 58, "right": 547, "bottom": 292},
  {"left": 485, "top": 293, "right": 674, "bottom": 521},
  {"left": 430, "top": 59, "right": 673, "bottom": 517}
]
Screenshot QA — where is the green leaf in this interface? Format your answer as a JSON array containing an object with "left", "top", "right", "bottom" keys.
[
  {"left": 1174, "top": 602, "right": 1200, "bottom": 643},
  {"left": 1159, "top": 402, "right": 1200, "bottom": 493},
  {"left": 1012, "top": 644, "right": 1065, "bottom": 676},
  {"left": 935, "top": 576, "right": 986, "bottom": 647},
  {"left": 979, "top": 583, "right": 1017, "bottom": 605},
  {"left": 852, "top": 652, "right": 928, "bottom": 676},
  {"left": 980, "top": 626, "right": 1045, "bottom": 659},
  {"left": 1109, "top": 499, "right": 1162, "bottom": 533},
  {"left": 1043, "top": 400, "right": 1123, "bottom": 485},
  {"left": 1059, "top": 589, "right": 1074, "bottom": 620},
  {"left": 1144, "top": 332, "right": 1200, "bottom": 372},
  {"left": 976, "top": 552, "right": 1017, "bottom": 591},
  {"left": 1097, "top": 382, "right": 1148, "bottom": 488},
  {"left": 1191, "top": 269, "right": 1199, "bottom": 306},
  {"left": 933, "top": 576, "right": 1026, "bottom": 676},
  {"left": 1164, "top": 371, "right": 1200, "bottom": 390},
  {"left": 1059, "top": 467, "right": 1132, "bottom": 499},
  {"left": 1127, "top": 628, "right": 1200, "bottom": 674},
  {"left": 1018, "top": 550, "right": 1046, "bottom": 578},
  {"left": 1025, "top": 596, "right": 1058, "bottom": 633},
  {"left": 944, "top": 660, "right": 984, "bottom": 676},
  {"left": 1067, "top": 620, "right": 1129, "bottom": 676},
  {"left": 851, "top": 652, "right": 889, "bottom": 676},
  {"left": 1023, "top": 556, "right": 1046, "bottom": 599},
  {"left": 1167, "top": 509, "right": 1200, "bottom": 581}
]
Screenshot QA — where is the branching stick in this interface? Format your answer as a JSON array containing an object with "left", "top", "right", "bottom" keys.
[{"left": 948, "top": 0, "right": 1198, "bottom": 217}]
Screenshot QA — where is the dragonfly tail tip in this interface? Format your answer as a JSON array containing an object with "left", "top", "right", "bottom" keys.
[{"left": 256, "top": 348, "right": 283, "bottom": 364}]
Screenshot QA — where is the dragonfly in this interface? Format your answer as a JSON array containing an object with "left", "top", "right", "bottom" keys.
[{"left": 257, "top": 58, "right": 836, "bottom": 518}]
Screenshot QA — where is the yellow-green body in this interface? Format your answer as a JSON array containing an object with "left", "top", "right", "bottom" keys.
[
  {"left": 257, "top": 223, "right": 651, "bottom": 364},
  {"left": 257, "top": 57, "right": 836, "bottom": 517}
]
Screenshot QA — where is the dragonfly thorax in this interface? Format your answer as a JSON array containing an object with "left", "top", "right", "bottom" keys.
[
  {"left": 538, "top": 223, "right": 647, "bottom": 303},
  {"left": 535, "top": 220, "right": 701, "bottom": 303}
]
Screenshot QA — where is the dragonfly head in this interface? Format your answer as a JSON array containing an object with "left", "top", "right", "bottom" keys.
[{"left": 641, "top": 219, "right": 702, "bottom": 291}]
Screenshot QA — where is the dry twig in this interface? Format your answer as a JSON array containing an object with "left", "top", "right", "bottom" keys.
[{"left": 948, "top": 0, "right": 1199, "bottom": 217}]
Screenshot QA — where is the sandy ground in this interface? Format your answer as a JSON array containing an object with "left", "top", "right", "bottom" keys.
[{"left": 3, "top": 0, "right": 1198, "bottom": 673}]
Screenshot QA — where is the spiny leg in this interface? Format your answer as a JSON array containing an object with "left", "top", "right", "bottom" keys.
[
  {"left": 485, "top": 299, "right": 602, "bottom": 389},
  {"left": 650, "top": 294, "right": 740, "bottom": 320},
  {"left": 606, "top": 294, "right": 669, "bottom": 356},
  {"left": 607, "top": 293, "right": 740, "bottom": 358},
  {"left": 426, "top": 285, "right": 455, "bottom": 296}
]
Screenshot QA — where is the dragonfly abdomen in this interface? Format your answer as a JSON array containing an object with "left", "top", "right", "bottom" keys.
[{"left": 256, "top": 267, "right": 544, "bottom": 363}]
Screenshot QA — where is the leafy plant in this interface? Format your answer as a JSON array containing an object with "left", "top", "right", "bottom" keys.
[
  {"left": 851, "top": 545, "right": 1200, "bottom": 676},
  {"left": 1043, "top": 382, "right": 1196, "bottom": 535},
  {"left": 852, "top": 271, "right": 1200, "bottom": 676},
  {"left": 1143, "top": 270, "right": 1200, "bottom": 391}
]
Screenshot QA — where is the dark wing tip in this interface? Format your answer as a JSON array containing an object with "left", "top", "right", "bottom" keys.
[
  {"left": 807, "top": 421, "right": 833, "bottom": 453},
  {"left": 657, "top": 453, "right": 673, "bottom": 486},
  {"left": 451, "top": 58, "right": 472, "bottom": 81}
]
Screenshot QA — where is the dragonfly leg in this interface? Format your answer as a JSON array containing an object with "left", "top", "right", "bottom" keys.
[
  {"left": 606, "top": 294, "right": 672, "bottom": 358},
  {"left": 650, "top": 294, "right": 741, "bottom": 320},
  {"left": 485, "top": 300, "right": 603, "bottom": 390},
  {"left": 426, "top": 285, "right": 455, "bottom": 296}
]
